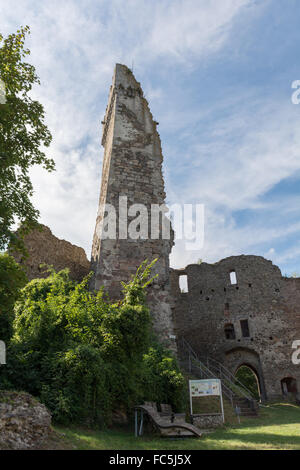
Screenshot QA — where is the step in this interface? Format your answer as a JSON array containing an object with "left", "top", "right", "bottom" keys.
[
  {"left": 233, "top": 400, "right": 258, "bottom": 408},
  {"left": 235, "top": 406, "right": 254, "bottom": 411},
  {"left": 234, "top": 404, "right": 258, "bottom": 410},
  {"left": 233, "top": 398, "right": 251, "bottom": 402},
  {"left": 179, "top": 351, "right": 259, "bottom": 415}
]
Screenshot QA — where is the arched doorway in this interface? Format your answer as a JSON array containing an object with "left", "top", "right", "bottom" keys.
[
  {"left": 235, "top": 364, "right": 261, "bottom": 400},
  {"left": 281, "top": 377, "right": 298, "bottom": 397},
  {"left": 224, "top": 346, "right": 267, "bottom": 401}
]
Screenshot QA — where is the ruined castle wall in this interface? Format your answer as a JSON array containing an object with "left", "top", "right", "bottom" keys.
[
  {"left": 171, "top": 255, "right": 300, "bottom": 400},
  {"left": 11, "top": 225, "right": 90, "bottom": 282},
  {"left": 91, "top": 64, "right": 175, "bottom": 348}
]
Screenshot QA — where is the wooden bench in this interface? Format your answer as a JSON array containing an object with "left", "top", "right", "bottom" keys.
[{"left": 134, "top": 402, "right": 202, "bottom": 438}]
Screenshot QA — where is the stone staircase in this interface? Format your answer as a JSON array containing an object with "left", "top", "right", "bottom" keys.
[
  {"left": 232, "top": 397, "right": 258, "bottom": 417},
  {"left": 178, "top": 337, "right": 259, "bottom": 417}
]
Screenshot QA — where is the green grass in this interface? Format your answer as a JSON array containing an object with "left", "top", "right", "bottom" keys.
[{"left": 52, "top": 403, "right": 300, "bottom": 450}]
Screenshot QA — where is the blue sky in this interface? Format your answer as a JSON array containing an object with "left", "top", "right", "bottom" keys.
[{"left": 2, "top": 0, "right": 300, "bottom": 274}]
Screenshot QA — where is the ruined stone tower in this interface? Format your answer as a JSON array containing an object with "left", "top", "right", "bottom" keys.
[{"left": 91, "top": 64, "right": 176, "bottom": 347}]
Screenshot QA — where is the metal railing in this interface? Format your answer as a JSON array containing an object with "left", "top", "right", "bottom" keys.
[
  {"left": 178, "top": 337, "right": 257, "bottom": 407},
  {"left": 198, "top": 354, "right": 255, "bottom": 401}
]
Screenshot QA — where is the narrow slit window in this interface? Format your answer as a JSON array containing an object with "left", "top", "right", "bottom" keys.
[
  {"left": 230, "top": 271, "right": 237, "bottom": 285},
  {"left": 224, "top": 323, "right": 235, "bottom": 340},
  {"left": 240, "top": 319, "right": 250, "bottom": 337},
  {"left": 179, "top": 275, "right": 188, "bottom": 293}
]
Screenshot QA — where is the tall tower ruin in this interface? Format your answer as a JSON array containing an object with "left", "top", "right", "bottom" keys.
[{"left": 91, "top": 64, "right": 176, "bottom": 348}]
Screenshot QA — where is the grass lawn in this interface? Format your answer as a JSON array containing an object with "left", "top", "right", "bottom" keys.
[{"left": 50, "top": 403, "right": 300, "bottom": 450}]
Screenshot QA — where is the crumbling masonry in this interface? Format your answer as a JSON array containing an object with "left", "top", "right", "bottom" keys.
[
  {"left": 90, "top": 64, "right": 176, "bottom": 348},
  {"left": 171, "top": 256, "right": 300, "bottom": 401},
  {"left": 11, "top": 225, "right": 90, "bottom": 282},
  {"left": 14, "top": 64, "right": 300, "bottom": 400}
]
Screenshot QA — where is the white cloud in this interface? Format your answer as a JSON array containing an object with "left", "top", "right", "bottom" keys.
[
  {"left": 3, "top": 0, "right": 299, "bottom": 276},
  {"left": 270, "top": 244, "right": 300, "bottom": 268},
  {"left": 147, "top": 0, "right": 251, "bottom": 62},
  {"left": 168, "top": 96, "right": 300, "bottom": 269},
  {"left": 1, "top": 0, "right": 252, "bottom": 259}
]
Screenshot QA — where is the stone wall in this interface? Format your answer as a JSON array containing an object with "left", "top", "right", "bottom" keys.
[
  {"left": 91, "top": 64, "right": 176, "bottom": 348},
  {"left": 0, "top": 391, "right": 51, "bottom": 450},
  {"left": 8, "top": 65, "right": 300, "bottom": 389},
  {"left": 192, "top": 413, "right": 224, "bottom": 429},
  {"left": 11, "top": 225, "right": 90, "bottom": 282},
  {"left": 171, "top": 255, "right": 300, "bottom": 400}
]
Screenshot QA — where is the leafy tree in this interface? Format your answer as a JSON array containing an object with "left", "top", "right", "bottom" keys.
[
  {"left": 141, "top": 344, "right": 187, "bottom": 411},
  {"left": 0, "top": 253, "right": 27, "bottom": 342},
  {"left": 0, "top": 26, "right": 55, "bottom": 251}
]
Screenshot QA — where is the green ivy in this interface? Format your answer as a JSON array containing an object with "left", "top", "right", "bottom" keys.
[
  {"left": 0, "top": 253, "right": 27, "bottom": 342},
  {"left": 0, "top": 260, "right": 186, "bottom": 426}
]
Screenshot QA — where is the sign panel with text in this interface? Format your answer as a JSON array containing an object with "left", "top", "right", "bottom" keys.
[
  {"left": 189, "top": 378, "right": 224, "bottom": 423},
  {"left": 189, "top": 379, "right": 221, "bottom": 397}
]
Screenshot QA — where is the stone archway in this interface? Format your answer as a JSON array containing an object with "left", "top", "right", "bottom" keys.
[
  {"left": 224, "top": 347, "right": 267, "bottom": 401},
  {"left": 235, "top": 364, "right": 261, "bottom": 400}
]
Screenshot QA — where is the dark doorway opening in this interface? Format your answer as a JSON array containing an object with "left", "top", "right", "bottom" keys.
[
  {"left": 240, "top": 319, "right": 250, "bottom": 338},
  {"left": 235, "top": 365, "right": 261, "bottom": 400},
  {"left": 281, "top": 377, "right": 298, "bottom": 396}
]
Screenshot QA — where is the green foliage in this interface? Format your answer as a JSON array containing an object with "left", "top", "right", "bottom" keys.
[
  {"left": 141, "top": 344, "right": 187, "bottom": 411},
  {"left": 0, "top": 26, "right": 55, "bottom": 251},
  {"left": 40, "top": 345, "right": 109, "bottom": 426},
  {"left": 235, "top": 366, "right": 260, "bottom": 400},
  {"left": 0, "top": 253, "right": 27, "bottom": 341},
  {"left": 1, "top": 261, "right": 185, "bottom": 426}
]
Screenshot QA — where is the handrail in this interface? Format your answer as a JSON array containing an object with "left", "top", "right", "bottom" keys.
[
  {"left": 198, "top": 354, "right": 254, "bottom": 400},
  {"left": 179, "top": 338, "right": 234, "bottom": 402},
  {"left": 179, "top": 337, "right": 256, "bottom": 403},
  {"left": 188, "top": 357, "right": 234, "bottom": 403}
]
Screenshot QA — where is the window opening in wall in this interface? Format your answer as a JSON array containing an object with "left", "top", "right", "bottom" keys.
[
  {"left": 179, "top": 275, "right": 188, "bottom": 293},
  {"left": 240, "top": 319, "right": 250, "bottom": 337},
  {"left": 281, "top": 377, "right": 298, "bottom": 396},
  {"left": 224, "top": 323, "right": 235, "bottom": 340},
  {"left": 230, "top": 271, "right": 237, "bottom": 285}
]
